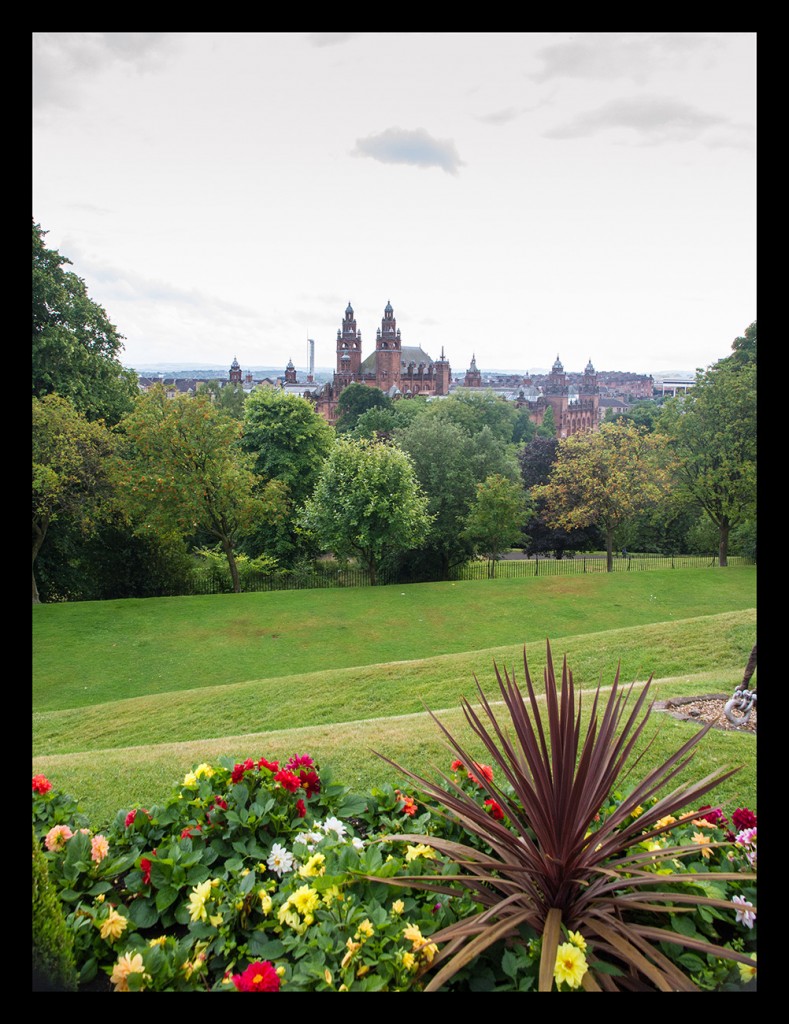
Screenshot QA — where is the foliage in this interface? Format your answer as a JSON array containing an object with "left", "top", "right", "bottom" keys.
[
  {"left": 33, "top": 825, "right": 79, "bottom": 991},
  {"left": 518, "top": 437, "right": 602, "bottom": 557},
  {"left": 300, "top": 437, "right": 432, "bottom": 584},
  {"left": 32, "top": 394, "right": 117, "bottom": 603},
  {"left": 461, "top": 474, "right": 531, "bottom": 576},
  {"left": 393, "top": 417, "right": 521, "bottom": 580},
  {"left": 370, "top": 643, "right": 757, "bottom": 991},
  {"left": 192, "top": 546, "right": 281, "bottom": 593},
  {"left": 32, "top": 221, "right": 138, "bottom": 425},
  {"left": 533, "top": 421, "right": 676, "bottom": 571},
  {"left": 335, "top": 382, "right": 393, "bottom": 433},
  {"left": 422, "top": 389, "right": 520, "bottom": 445},
  {"left": 114, "top": 386, "right": 270, "bottom": 592},
  {"left": 198, "top": 379, "right": 248, "bottom": 419},
  {"left": 659, "top": 338, "right": 756, "bottom": 567}
]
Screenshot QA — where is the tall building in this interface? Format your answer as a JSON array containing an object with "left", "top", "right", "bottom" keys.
[{"left": 314, "top": 301, "right": 452, "bottom": 423}]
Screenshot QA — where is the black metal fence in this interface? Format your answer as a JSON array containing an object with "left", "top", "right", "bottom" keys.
[{"left": 181, "top": 554, "right": 751, "bottom": 596}]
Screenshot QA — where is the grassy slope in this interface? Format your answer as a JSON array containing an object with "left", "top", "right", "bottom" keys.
[{"left": 32, "top": 568, "right": 757, "bottom": 828}]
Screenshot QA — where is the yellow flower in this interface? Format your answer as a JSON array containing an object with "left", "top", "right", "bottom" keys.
[
  {"left": 737, "top": 953, "right": 757, "bottom": 983},
  {"left": 403, "top": 923, "right": 438, "bottom": 961},
  {"left": 691, "top": 831, "right": 713, "bottom": 858},
  {"left": 356, "top": 918, "right": 374, "bottom": 939},
  {"left": 209, "top": 913, "right": 224, "bottom": 927},
  {"left": 654, "top": 815, "right": 677, "bottom": 830},
  {"left": 324, "top": 968, "right": 333, "bottom": 985},
  {"left": 182, "top": 772, "right": 197, "bottom": 788},
  {"left": 405, "top": 843, "right": 436, "bottom": 862},
  {"left": 402, "top": 951, "right": 417, "bottom": 972},
  {"left": 692, "top": 817, "right": 716, "bottom": 829},
  {"left": 554, "top": 941, "right": 589, "bottom": 989},
  {"left": 356, "top": 965, "right": 370, "bottom": 977},
  {"left": 259, "top": 890, "right": 273, "bottom": 915},
  {"left": 630, "top": 805, "right": 644, "bottom": 818},
  {"left": 187, "top": 880, "right": 213, "bottom": 922},
  {"left": 567, "top": 930, "right": 587, "bottom": 951},
  {"left": 403, "top": 924, "right": 424, "bottom": 946},
  {"left": 99, "top": 908, "right": 128, "bottom": 942},
  {"left": 392, "top": 899, "right": 405, "bottom": 916},
  {"left": 110, "top": 952, "right": 148, "bottom": 992},
  {"left": 291, "top": 884, "right": 321, "bottom": 920},
  {"left": 195, "top": 763, "right": 214, "bottom": 778},
  {"left": 299, "top": 853, "right": 326, "bottom": 878},
  {"left": 148, "top": 936, "right": 167, "bottom": 947},
  {"left": 322, "top": 885, "right": 342, "bottom": 907},
  {"left": 341, "top": 939, "right": 361, "bottom": 969}
]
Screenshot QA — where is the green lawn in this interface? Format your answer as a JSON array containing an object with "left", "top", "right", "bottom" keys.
[{"left": 32, "top": 567, "right": 757, "bottom": 828}]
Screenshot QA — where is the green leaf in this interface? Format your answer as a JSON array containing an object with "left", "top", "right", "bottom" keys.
[
  {"left": 155, "top": 884, "right": 181, "bottom": 912},
  {"left": 128, "top": 897, "right": 160, "bottom": 929}
]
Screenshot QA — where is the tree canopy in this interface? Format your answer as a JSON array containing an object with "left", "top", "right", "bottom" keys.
[
  {"left": 300, "top": 437, "right": 432, "bottom": 584},
  {"left": 461, "top": 474, "right": 531, "bottom": 576},
  {"left": 114, "top": 386, "right": 270, "bottom": 592},
  {"left": 33, "top": 394, "right": 116, "bottom": 603},
  {"left": 533, "top": 421, "right": 675, "bottom": 571},
  {"left": 659, "top": 331, "right": 756, "bottom": 566},
  {"left": 32, "top": 221, "right": 138, "bottom": 425},
  {"left": 335, "top": 382, "right": 393, "bottom": 433}
]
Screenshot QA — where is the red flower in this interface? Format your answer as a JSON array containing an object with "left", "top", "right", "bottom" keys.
[
  {"left": 140, "top": 858, "right": 153, "bottom": 885},
  {"left": 298, "top": 770, "right": 321, "bottom": 798},
  {"left": 274, "top": 769, "right": 301, "bottom": 793},
  {"left": 231, "top": 960, "right": 281, "bottom": 992},
  {"left": 484, "top": 798, "right": 505, "bottom": 820},
  {"left": 468, "top": 763, "right": 494, "bottom": 787},
  {"left": 395, "top": 789, "right": 418, "bottom": 816},
  {"left": 732, "top": 807, "right": 757, "bottom": 831},
  {"left": 295, "top": 798, "right": 307, "bottom": 818},
  {"left": 232, "top": 758, "right": 256, "bottom": 783},
  {"left": 258, "top": 757, "right": 279, "bottom": 773},
  {"left": 180, "top": 825, "right": 202, "bottom": 839},
  {"left": 213, "top": 796, "right": 228, "bottom": 810},
  {"left": 450, "top": 759, "right": 464, "bottom": 772},
  {"left": 698, "top": 805, "right": 728, "bottom": 827},
  {"left": 32, "top": 774, "right": 52, "bottom": 795}
]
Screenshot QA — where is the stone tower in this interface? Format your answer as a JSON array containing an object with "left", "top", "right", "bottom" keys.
[{"left": 375, "top": 300, "right": 402, "bottom": 390}]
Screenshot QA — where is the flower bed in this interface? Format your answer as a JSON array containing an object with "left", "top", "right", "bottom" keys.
[{"left": 32, "top": 754, "right": 756, "bottom": 992}]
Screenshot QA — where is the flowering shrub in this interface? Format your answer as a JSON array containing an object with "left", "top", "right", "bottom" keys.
[{"left": 32, "top": 752, "right": 757, "bottom": 993}]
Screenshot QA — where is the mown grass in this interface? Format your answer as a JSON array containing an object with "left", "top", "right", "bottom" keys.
[{"left": 32, "top": 568, "right": 757, "bottom": 830}]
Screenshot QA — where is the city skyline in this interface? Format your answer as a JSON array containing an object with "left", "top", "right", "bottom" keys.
[{"left": 33, "top": 33, "right": 755, "bottom": 377}]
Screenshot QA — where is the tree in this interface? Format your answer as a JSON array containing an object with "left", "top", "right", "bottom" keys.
[
  {"left": 199, "top": 379, "right": 248, "bottom": 419},
  {"left": 537, "top": 404, "right": 556, "bottom": 438},
  {"left": 115, "top": 386, "right": 268, "bottom": 592},
  {"left": 300, "top": 437, "right": 432, "bottom": 584},
  {"left": 424, "top": 389, "right": 519, "bottom": 445},
  {"left": 519, "top": 436, "right": 602, "bottom": 557},
  {"left": 461, "top": 474, "right": 531, "bottom": 577},
  {"left": 335, "top": 382, "right": 392, "bottom": 433},
  {"left": 659, "top": 342, "right": 756, "bottom": 567},
  {"left": 533, "top": 422, "right": 675, "bottom": 571},
  {"left": 32, "top": 221, "right": 138, "bottom": 425},
  {"left": 33, "top": 395, "right": 117, "bottom": 603}
]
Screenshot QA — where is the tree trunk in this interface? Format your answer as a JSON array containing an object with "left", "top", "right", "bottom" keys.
[
  {"left": 32, "top": 517, "right": 48, "bottom": 605},
  {"left": 222, "top": 540, "right": 241, "bottom": 593},
  {"left": 32, "top": 567, "right": 41, "bottom": 604},
  {"left": 738, "top": 643, "right": 757, "bottom": 692},
  {"left": 605, "top": 529, "right": 614, "bottom": 572},
  {"left": 718, "top": 518, "right": 730, "bottom": 567}
]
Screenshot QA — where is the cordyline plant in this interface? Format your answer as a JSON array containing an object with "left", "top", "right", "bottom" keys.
[{"left": 372, "top": 642, "right": 756, "bottom": 991}]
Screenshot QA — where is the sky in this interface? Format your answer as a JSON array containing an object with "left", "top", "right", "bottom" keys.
[{"left": 32, "top": 32, "right": 756, "bottom": 378}]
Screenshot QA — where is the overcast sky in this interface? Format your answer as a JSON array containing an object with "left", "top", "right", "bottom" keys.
[{"left": 33, "top": 32, "right": 756, "bottom": 378}]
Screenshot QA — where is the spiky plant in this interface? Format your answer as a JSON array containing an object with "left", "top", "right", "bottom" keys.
[{"left": 373, "top": 642, "right": 756, "bottom": 991}]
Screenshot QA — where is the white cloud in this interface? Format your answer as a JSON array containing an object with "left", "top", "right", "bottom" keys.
[{"left": 351, "top": 126, "right": 465, "bottom": 174}]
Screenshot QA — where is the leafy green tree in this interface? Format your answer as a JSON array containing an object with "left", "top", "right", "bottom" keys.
[
  {"left": 533, "top": 422, "right": 675, "bottom": 571},
  {"left": 537, "top": 404, "right": 556, "bottom": 438},
  {"left": 199, "top": 379, "right": 248, "bottom": 419},
  {"left": 335, "top": 382, "right": 392, "bottom": 433},
  {"left": 115, "top": 386, "right": 269, "bottom": 592},
  {"left": 720, "top": 320, "right": 756, "bottom": 370},
  {"left": 32, "top": 221, "right": 138, "bottom": 425},
  {"left": 606, "top": 400, "right": 663, "bottom": 432},
  {"left": 659, "top": 345, "right": 756, "bottom": 567},
  {"left": 461, "top": 474, "right": 531, "bottom": 577},
  {"left": 425, "top": 389, "right": 519, "bottom": 445},
  {"left": 32, "top": 394, "right": 116, "bottom": 604},
  {"left": 300, "top": 437, "right": 432, "bottom": 584}
]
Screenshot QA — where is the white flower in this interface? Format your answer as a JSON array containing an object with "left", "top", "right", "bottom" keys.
[
  {"left": 351, "top": 837, "right": 365, "bottom": 850},
  {"left": 298, "top": 829, "right": 324, "bottom": 851},
  {"left": 322, "top": 816, "right": 347, "bottom": 839},
  {"left": 267, "top": 842, "right": 295, "bottom": 877},
  {"left": 732, "top": 895, "right": 756, "bottom": 929}
]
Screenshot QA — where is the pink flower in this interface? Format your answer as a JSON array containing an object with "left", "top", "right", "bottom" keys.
[
  {"left": 32, "top": 774, "right": 52, "bottom": 795},
  {"left": 732, "top": 895, "right": 756, "bottom": 928},
  {"left": 274, "top": 769, "right": 301, "bottom": 793},
  {"left": 91, "top": 834, "right": 109, "bottom": 863},
  {"left": 285, "top": 754, "right": 314, "bottom": 771},
  {"left": 732, "top": 808, "right": 757, "bottom": 831},
  {"left": 44, "top": 824, "right": 73, "bottom": 851},
  {"left": 484, "top": 798, "right": 505, "bottom": 820},
  {"left": 231, "top": 960, "right": 281, "bottom": 992}
]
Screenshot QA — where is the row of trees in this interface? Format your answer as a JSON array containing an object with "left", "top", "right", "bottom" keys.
[{"left": 32, "top": 221, "right": 756, "bottom": 602}]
